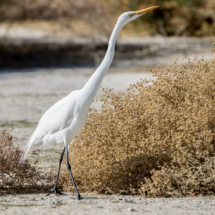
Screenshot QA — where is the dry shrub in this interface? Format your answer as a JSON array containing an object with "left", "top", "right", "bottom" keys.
[
  {"left": 1, "top": 0, "right": 215, "bottom": 37},
  {"left": 0, "top": 0, "right": 114, "bottom": 37},
  {"left": 111, "top": 0, "right": 215, "bottom": 36},
  {"left": 0, "top": 129, "right": 54, "bottom": 194},
  {"left": 60, "top": 49, "right": 215, "bottom": 197},
  {"left": 0, "top": 0, "right": 109, "bottom": 21}
]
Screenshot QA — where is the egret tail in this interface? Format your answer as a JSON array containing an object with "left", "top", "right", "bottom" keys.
[{"left": 22, "top": 133, "right": 34, "bottom": 160}]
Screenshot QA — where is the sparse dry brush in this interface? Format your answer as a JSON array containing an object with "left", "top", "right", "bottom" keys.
[
  {"left": 0, "top": 0, "right": 114, "bottom": 37},
  {"left": 1, "top": 0, "right": 215, "bottom": 36},
  {"left": 0, "top": 129, "right": 54, "bottom": 194},
  {"left": 60, "top": 50, "right": 215, "bottom": 197}
]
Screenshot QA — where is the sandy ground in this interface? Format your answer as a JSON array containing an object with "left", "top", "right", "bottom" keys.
[
  {"left": 1, "top": 48, "right": 215, "bottom": 214},
  {"left": 1, "top": 193, "right": 215, "bottom": 215}
]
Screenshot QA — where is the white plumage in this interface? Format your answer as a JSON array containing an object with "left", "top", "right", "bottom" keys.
[
  {"left": 23, "top": 6, "right": 159, "bottom": 199},
  {"left": 24, "top": 90, "right": 88, "bottom": 156}
]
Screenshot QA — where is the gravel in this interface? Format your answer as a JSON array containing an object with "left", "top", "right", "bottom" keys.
[{"left": 1, "top": 194, "right": 215, "bottom": 215}]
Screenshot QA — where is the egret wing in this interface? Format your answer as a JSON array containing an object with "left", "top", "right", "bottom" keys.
[{"left": 34, "top": 92, "right": 77, "bottom": 140}]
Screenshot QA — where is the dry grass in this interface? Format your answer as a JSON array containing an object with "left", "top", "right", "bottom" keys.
[
  {"left": 0, "top": 0, "right": 109, "bottom": 21},
  {"left": 112, "top": 0, "right": 215, "bottom": 36},
  {"left": 59, "top": 46, "right": 215, "bottom": 197},
  {"left": 1, "top": 0, "right": 215, "bottom": 37},
  {"left": 0, "top": 129, "right": 55, "bottom": 194},
  {"left": 0, "top": 0, "right": 114, "bottom": 37}
]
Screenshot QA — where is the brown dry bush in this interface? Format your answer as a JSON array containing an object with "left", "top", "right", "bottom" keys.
[
  {"left": 0, "top": 0, "right": 110, "bottom": 21},
  {"left": 1, "top": 0, "right": 215, "bottom": 37},
  {"left": 0, "top": 0, "right": 114, "bottom": 37},
  {"left": 112, "top": 0, "right": 215, "bottom": 36},
  {"left": 0, "top": 129, "right": 54, "bottom": 194},
  {"left": 60, "top": 50, "right": 215, "bottom": 197}
]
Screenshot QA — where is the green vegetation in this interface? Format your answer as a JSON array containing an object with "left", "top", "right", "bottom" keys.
[{"left": 0, "top": 120, "right": 37, "bottom": 128}]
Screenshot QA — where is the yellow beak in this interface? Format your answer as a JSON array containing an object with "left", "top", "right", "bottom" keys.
[{"left": 129, "top": 6, "right": 159, "bottom": 17}]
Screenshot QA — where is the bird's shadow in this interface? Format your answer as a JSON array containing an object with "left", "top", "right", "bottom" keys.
[{"left": 69, "top": 196, "right": 99, "bottom": 200}]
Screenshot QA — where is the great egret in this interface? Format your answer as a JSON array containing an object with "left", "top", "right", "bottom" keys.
[{"left": 23, "top": 6, "right": 159, "bottom": 200}]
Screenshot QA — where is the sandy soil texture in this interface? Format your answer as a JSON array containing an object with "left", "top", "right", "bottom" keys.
[{"left": 1, "top": 193, "right": 215, "bottom": 215}]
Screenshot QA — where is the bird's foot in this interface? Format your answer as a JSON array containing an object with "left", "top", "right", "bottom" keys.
[
  {"left": 77, "top": 193, "right": 83, "bottom": 200},
  {"left": 46, "top": 187, "right": 65, "bottom": 196}
]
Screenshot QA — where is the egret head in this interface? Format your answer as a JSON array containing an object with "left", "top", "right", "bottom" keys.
[{"left": 118, "top": 6, "right": 159, "bottom": 26}]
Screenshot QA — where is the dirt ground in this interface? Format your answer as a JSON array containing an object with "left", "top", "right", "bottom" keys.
[
  {"left": 1, "top": 193, "right": 215, "bottom": 215},
  {"left": 0, "top": 41, "right": 215, "bottom": 214}
]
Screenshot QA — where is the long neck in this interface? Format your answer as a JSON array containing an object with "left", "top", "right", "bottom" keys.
[{"left": 81, "top": 19, "right": 123, "bottom": 104}]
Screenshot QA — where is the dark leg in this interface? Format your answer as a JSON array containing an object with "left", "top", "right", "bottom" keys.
[
  {"left": 65, "top": 145, "right": 82, "bottom": 200},
  {"left": 46, "top": 147, "right": 65, "bottom": 196}
]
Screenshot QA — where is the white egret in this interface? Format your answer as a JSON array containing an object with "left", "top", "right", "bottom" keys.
[{"left": 23, "top": 6, "right": 159, "bottom": 200}]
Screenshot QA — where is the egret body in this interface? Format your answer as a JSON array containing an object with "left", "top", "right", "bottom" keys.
[{"left": 23, "top": 6, "right": 159, "bottom": 199}]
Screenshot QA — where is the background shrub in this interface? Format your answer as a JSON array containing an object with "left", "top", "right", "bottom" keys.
[
  {"left": 59, "top": 47, "right": 215, "bottom": 197},
  {"left": 0, "top": 129, "right": 55, "bottom": 194},
  {"left": 0, "top": 0, "right": 214, "bottom": 36}
]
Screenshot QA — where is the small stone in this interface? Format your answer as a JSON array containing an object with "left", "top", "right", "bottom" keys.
[
  {"left": 51, "top": 206, "right": 56, "bottom": 208},
  {"left": 55, "top": 200, "right": 63, "bottom": 205},
  {"left": 128, "top": 208, "right": 136, "bottom": 212},
  {"left": 97, "top": 206, "right": 103, "bottom": 208},
  {"left": 41, "top": 198, "right": 45, "bottom": 200},
  {"left": 29, "top": 197, "right": 35, "bottom": 201},
  {"left": 124, "top": 199, "right": 133, "bottom": 203}
]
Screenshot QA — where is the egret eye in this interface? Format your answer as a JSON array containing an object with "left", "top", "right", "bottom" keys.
[{"left": 129, "top": 12, "right": 136, "bottom": 18}]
